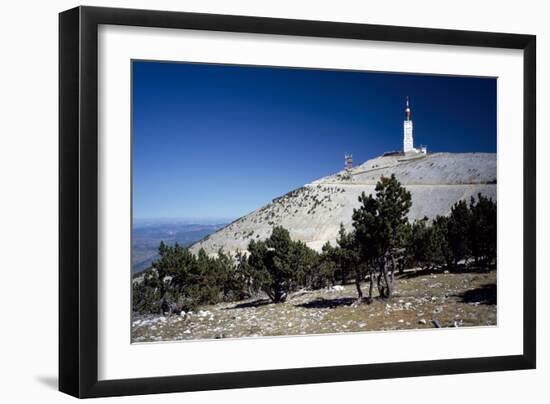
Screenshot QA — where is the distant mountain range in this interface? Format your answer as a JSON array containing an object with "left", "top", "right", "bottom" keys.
[{"left": 132, "top": 222, "right": 227, "bottom": 273}]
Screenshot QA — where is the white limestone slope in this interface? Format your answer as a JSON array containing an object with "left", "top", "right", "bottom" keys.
[{"left": 190, "top": 152, "right": 496, "bottom": 255}]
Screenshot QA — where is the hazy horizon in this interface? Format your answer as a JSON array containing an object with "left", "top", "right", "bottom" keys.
[{"left": 133, "top": 217, "right": 235, "bottom": 226}]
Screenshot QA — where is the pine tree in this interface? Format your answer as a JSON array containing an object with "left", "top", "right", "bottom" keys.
[
  {"left": 247, "top": 226, "right": 320, "bottom": 302},
  {"left": 247, "top": 227, "right": 292, "bottom": 303},
  {"left": 468, "top": 194, "right": 497, "bottom": 266},
  {"left": 352, "top": 174, "right": 412, "bottom": 298},
  {"left": 317, "top": 242, "right": 337, "bottom": 288},
  {"left": 408, "top": 217, "right": 448, "bottom": 271},
  {"left": 447, "top": 200, "right": 472, "bottom": 270}
]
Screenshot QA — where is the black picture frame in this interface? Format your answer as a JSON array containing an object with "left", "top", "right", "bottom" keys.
[{"left": 59, "top": 5, "right": 536, "bottom": 398}]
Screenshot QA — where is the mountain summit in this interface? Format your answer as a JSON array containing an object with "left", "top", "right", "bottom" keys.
[{"left": 190, "top": 152, "right": 496, "bottom": 255}]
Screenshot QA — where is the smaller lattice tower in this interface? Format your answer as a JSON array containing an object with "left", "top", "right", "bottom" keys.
[{"left": 345, "top": 154, "right": 353, "bottom": 171}]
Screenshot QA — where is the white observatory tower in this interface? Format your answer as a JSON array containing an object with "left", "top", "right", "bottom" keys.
[
  {"left": 403, "top": 96, "right": 414, "bottom": 153},
  {"left": 402, "top": 96, "right": 427, "bottom": 155}
]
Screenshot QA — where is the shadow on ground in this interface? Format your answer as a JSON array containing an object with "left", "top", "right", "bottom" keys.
[
  {"left": 398, "top": 265, "right": 496, "bottom": 280},
  {"left": 456, "top": 283, "right": 497, "bottom": 305},
  {"left": 226, "top": 299, "right": 271, "bottom": 309},
  {"left": 295, "top": 297, "right": 356, "bottom": 309}
]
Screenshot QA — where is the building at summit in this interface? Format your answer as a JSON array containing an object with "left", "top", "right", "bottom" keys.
[{"left": 403, "top": 96, "right": 427, "bottom": 155}]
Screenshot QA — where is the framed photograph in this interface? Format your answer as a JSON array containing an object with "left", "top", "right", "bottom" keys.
[{"left": 59, "top": 6, "right": 536, "bottom": 398}]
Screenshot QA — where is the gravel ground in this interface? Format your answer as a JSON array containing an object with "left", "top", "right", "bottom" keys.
[{"left": 132, "top": 269, "right": 496, "bottom": 343}]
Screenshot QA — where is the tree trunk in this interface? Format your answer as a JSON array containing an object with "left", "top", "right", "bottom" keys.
[
  {"left": 390, "top": 254, "right": 396, "bottom": 283},
  {"left": 376, "top": 256, "right": 393, "bottom": 299},
  {"left": 264, "top": 287, "right": 275, "bottom": 302},
  {"left": 368, "top": 269, "right": 374, "bottom": 302},
  {"left": 382, "top": 263, "right": 393, "bottom": 298},
  {"left": 354, "top": 269, "right": 363, "bottom": 299}
]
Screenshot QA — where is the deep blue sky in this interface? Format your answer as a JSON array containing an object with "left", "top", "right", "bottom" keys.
[{"left": 132, "top": 60, "right": 496, "bottom": 222}]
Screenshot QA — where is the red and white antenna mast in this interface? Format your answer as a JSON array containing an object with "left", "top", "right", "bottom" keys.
[{"left": 405, "top": 96, "right": 411, "bottom": 121}]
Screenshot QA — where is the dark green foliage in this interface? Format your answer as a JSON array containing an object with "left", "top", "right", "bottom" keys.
[
  {"left": 432, "top": 215, "right": 452, "bottom": 267},
  {"left": 291, "top": 240, "right": 320, "bottom": 290},
  {"left": 132, "top": 242, "right": 252, "bottom": 314},
  {"left": 406, "top": 195, "right": 496, "bottom": 271},
  {"left": 335, "top": 223, "right": 360, "bottom": 286},
  {"left": 232, "top": 250, "right": 258, "bottom": 299},
  {"left": 246, "top": 226, "right": 319, "bottom": 303},
  {"left": 407, "top": 217, "right": 447, "bottom": 270},
  {"left": 374, "top": 175, "right": 412, "bottom": 254},
  {"left": 447, "top": 200, "right": 472, "bottom": 269},
  {"left": 316, "top": 242, "right": 337, "bottom": 288},
  {"left": 468, "top": 194, "right": 497, "bottom": 265},
  {"left": 353, "top": 175, "right": 412, "bottom": 256},
  {"left": 352, "top": 174, "right": 412, "bottom": 298},
  {"left": 132, "top": 269, "right": 162, "bottom": 313},
  {"left": 133, "top": 181, "right": 497, "bottom": 312}
]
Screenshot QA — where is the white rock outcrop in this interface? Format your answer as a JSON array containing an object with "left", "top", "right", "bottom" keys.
[{"left": 190, "top": 152, "right": 496, "bottom": 256}]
